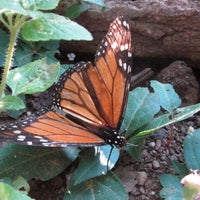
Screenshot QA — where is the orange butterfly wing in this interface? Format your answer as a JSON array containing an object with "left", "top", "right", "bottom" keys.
[
  {"left": 53, "top": 16, "right": 132, "bottom": 130},
  {"left": 0, "top": 108, "right": 105, "bottom": 146},
  {"left": 0, "top": 16, "right": 132, "bottom": 147}
]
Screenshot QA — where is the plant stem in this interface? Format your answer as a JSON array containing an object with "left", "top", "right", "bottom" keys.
[
  {"left": 0, "top": 14, "right": 27, "bottom": 97},
  {"left": 0, "top": 29, "right": 18, "bottom": 97}
]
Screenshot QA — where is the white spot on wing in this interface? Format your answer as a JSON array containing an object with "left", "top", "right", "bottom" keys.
[
  {"left": 118, "top": 59, "right": 122, "bottom": 67},
  {"left": 13, "top": 130, "right": 22, "bottom": 134},
  {"left": 111, "top": 42, "right": 118, "bottom": 49}
]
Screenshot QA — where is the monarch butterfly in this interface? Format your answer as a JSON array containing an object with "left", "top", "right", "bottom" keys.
[{"left": 0, "top": 16, "right": 132, "bottom": 147}]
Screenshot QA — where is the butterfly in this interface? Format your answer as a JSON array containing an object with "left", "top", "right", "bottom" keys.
[{"left": 0, "top": 16, "right": 132, "bottom": 147}]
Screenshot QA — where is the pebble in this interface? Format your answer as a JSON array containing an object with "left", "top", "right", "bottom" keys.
[
  {"left": 155, "top": 140, "right": 162, "bottom": 150},
  {"left": 141, "top": 149, "right": 148, "bottom": 158},
  {"left": 149, "top": 142, "right": 155, "bottom": 148},
  {"left": 135, "top": 171, "right": 148, "bottom": 185},
  {"left": 152, "top": 160, "right": 160, "bottom": 169}
]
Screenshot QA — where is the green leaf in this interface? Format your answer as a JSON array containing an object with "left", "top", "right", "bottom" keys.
[
  {"left": 125, "top": 136, "right": 146, "bottom": 161},
  {"left": 69, "top": 146, "right": 119, "bottom": 187},
  {"left": 0, "top": 96, "right": 25, "bottom": 111},
  {"left": 0, "top": 182, "right": 33, "bottom": 200},
  {"left": 14, "top": 39, "right": 59, "bottom": 66},
  {"left": 0, "top": 143, "right": 79, "bottom": 181},
  {"left": 65, "top": 171, "right": 128, "bottom": 200},
  {"left": 13, "top": 176, "right": 30, "bottom": 194},
  {"left": 7, "top": 58, "right": 59, "bottom": 95},
  {"left": 171, "top": 160, "right": 189, "bottom": 178},
  {"left": 21, "top": 13, "right": 93, "bottom": 41},
  {"left": 0, "top": 1, "right": 29, "bottom": 16},
  {"left": 184, "top": 129, "right": 200, "bottom": 170},
  {"left": 137, "top": 103, "right": 200, "bottom": 137},
  {"left": 151, "top": 80, "right": 181, "bottom": 113},
  {"left": 121, "top": 87, "right": 160, "bottom": 137},
  {"left": 30, "top": 0, "right": 60, "bottom": 10},
  {"left": 66, "top": 3, "right": 91, "bottom": 19},
  {"left": 0, "top": 0, "right": 59, "bottom": 16},
  {"left": 83, "top": 0, "right": 105, "bottom": 7},
  {"left": 159, "top": 174, "right": 183, "bottom": 199}
]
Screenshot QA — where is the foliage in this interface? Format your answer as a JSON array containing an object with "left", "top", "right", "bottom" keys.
[
  {"left": 0, "top": 0, "right": 93, "bottom": 111},
  {"left": 0, "top": 0, "right": 200, "bottom": 200},
  {"left": 159, "top": 129, "right": 200, "bottom": 200}
]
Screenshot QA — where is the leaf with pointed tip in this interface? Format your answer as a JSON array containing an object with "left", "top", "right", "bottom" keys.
[
  {"left": 69, "top": 146, "right": 119, "bottom": 187},
  {"left": 0, "top": 143, "right": 79, "bottom": 181},
  {"left": 65, "top": 172, "right": 128, "bottom": 200}
]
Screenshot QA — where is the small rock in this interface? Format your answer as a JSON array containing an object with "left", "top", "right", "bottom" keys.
[
  {"left": 152, "top": 160, "right": 160, "bottom": 169},
  {"left": 160, "top": 155, "right": 166, "bottom": 161},
  {"left": 170, "top": 155, "right": 177, "bottom": 160},
  {"left": 155, "top": 140, "right": 162, "bottom": 150},
  {"left": 115, "top": 166, "right": 136, "bottom": 193},
  {"left": 187, "top": 126, "right": 194, "bottom": 133},
  {"left": 155, "top": 61, "right": 199, "bottom": 106},
  {"left": 135, "top": 171, "right": 148, "bottom": 185},
  {"left": 149, "top": 142, "right": 156, "bottom": 148},
  {"left": 141, "top": 149, "right": 148, "bottom": 158}
]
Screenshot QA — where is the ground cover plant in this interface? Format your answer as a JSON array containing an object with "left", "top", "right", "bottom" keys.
[{"left": 0, "top": 1, "right": 200, "bottom": 199}]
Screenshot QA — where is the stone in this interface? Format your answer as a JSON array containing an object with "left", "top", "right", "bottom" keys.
[
  {"left": 155, "top": 61, "right": 199, "bottom": 106},
  {"left": 57, "top": 0, "right": 200, "bottom": 62}
]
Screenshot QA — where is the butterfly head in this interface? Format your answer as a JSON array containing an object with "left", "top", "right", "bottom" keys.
[{"left": 104, "top": 130, "right": 127, "bottom": 147}]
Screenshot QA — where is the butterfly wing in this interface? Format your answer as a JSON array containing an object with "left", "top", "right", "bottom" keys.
[
  {"left": 53, "top": 16, "right": 132, "bottom": 131},
  {"left": 0, "top": 16, "right": 132, "bottom": 147},
  {"left": 0, "top": 108, "right": 105, "bottom": 146}
]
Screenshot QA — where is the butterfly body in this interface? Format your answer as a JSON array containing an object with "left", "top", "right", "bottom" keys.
[{"left": 0, "top": 16, "right": 132, "bottom": 147}]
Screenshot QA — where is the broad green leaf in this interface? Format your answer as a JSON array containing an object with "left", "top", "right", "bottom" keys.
[
  {"left": 0, "top": 143, "right": 79, "bottom": 181},
  {"left": 7, "top": 58, "right": 59, "bottom": 95},
  {"left": 83, "top": 0, "right": 105, "bottom": 7},
  {"left": 65, "top": 172, "right": 128, "bottom": 200},
  {"left": 0, "top": 0, "right": 59, "bottom": 16},
  {"left": 0, "top": 96, "right": 25, "bottom": 111},
  {"left": 159, "top": 174, "right": 183, "bottom": 200},
  {"left": 151, "top": 80, "right": 181, "bottom": 113},
  {"left": 66, "top": 3, "right": 91, "bottom": 19},
  {"left": 121, "top": 87, "right": 160, "bottom": 137},
  {"left": 69, "top": 146, "right": 119, "bottom": 187},
  {"left": 21, "top": 13, "right": 93, "bottom": 41},
  {"left": 0, "top": 182, "right": 33, "bottom": 200},
  {"left": 184, "top": 129, "right": 200, "bottom": 170},
  {"left": 0, "top": 1, "right": 29, "bottom": 16},
  {"left": 137, "top": 103, "right": 200, "bottom": 137}
]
